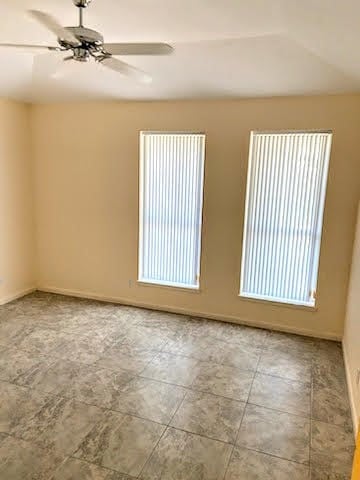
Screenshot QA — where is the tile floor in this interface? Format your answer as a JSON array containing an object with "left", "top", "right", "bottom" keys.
[{"left": 0, "top": 292, "right": 355, "bottom": 479}]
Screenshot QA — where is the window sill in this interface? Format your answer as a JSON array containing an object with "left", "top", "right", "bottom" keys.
[
  {"left": 137, "top": 280, "right": 201, "bottom": 293},
  {"left": 239, "top": 293, "right": 318, "bottom": 311}
]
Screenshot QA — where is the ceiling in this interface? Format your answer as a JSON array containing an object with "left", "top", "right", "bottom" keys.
[{"left": 0, "top": 0, "right": 360, "bottom": 102}]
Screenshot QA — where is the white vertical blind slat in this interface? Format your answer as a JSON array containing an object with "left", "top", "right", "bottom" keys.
[
  {"left": 139, "top": 133, "right": 205, "bottom": 288},
  {"left": 241, "top": 132, "right": 332, "bottom": 306}
]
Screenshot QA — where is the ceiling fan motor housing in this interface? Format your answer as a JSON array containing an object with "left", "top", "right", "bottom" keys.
[
  {"left": 63, "top": 27, "right": 103, "bottom": 46},
  {"left": 73, "top": 0, "right": 93, "bottom": 7}
]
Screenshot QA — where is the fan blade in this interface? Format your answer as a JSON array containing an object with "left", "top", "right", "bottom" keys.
[
  {"left": 103, "top": 43, "right": 173, "bottom": 56},
  {"left": 99, "top": 56, "right": 152, "bottom": 83},
  {"left": 28, "top": 10, "right": 80, "bottom": 46},
  {"left": 0, "top": 43, "right": 57, "bottom": 51}
]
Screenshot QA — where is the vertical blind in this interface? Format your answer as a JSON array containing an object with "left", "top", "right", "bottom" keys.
[
  {"left": 139, "top": 132, "right": 205, "bottom": 288},
  {"left": 240, "top": 131, "right": 332, "bottom": 306}
]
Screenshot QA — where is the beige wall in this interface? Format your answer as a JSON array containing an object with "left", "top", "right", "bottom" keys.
[
  {"left": 31, "top": 95, "right": 360, "bottom": 339},
  {"left": 0, "top": 99, "right": 36, "bottom": 304},
  {"left": 344, "top": 203, "right": 360, "bottom": 434}
]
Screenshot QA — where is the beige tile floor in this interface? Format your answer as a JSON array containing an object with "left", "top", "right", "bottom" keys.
[{"left": 0, "top": 292, "right": 355, "bottom": 479}]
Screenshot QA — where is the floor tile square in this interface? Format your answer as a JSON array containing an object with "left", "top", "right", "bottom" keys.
[
  {"left": 257, "top": 348, "right": 312, "bottom": 383},
  {"left": 0, "top": 381, "right": 50, "bottom": 433},
  {"left": 68, "top": 363, "right": 135, "bottom": 410},
  {"left": 13, "top": 396, "right": 105, "bottom": 456},
  {"left": 237, "top": 404, "right": 310, "bottom": 464},
  {"left": 311, "top": 420, "right": 355, "bottom": 478},
  {"left": 135, "top": 309, "right": 187, "bottom": 331},
  {"left": 50, "top": 458, "right": 109, "bottom": 480},
  {"left": 312, "top": 362, "right": 347, "bottom": 391},
  {"left": 191, "top": 362, "right": 254, "bottom": 401},
  {"left": 249, "top": 373, "right": 311, "bottom": 416},
  {"left": 195, "top": 320, "right": 268, "bottom": 347},
  {"left": 13, "top": 327, "right": 71, "bottom": 355},
  {"left": 0, "top": 319, "right": 34, "bottom": 348},
  {"left": 135, "top": 311, "right": 184, "bottom": 338},
  {"left": 214, "top": 323, "right": 268, "bottom": 347},
  {"left": 15, "top": 357, "right": 80, "bottom": 395},
  {"left": 0, "top": 435, "right": 63, "bottom": 480},
  {"left": 116, "top": 376, "right": 186, "bottom": 423},
  {"left": 170, "top": 390, "right": 245, "bottom": 443},
  {"left": 163, "top": 334, "right": 225, "bottom": 363},
  {"left": 96, "top": 343, "right": 159, "bottom": 374},
  {"left": 311, "top": 362, "right": 352, "bottom": 429},
  {"left": 74, "top": 411, "right": 165, "bottom": 477},
  {"left": 175, "top": 316, "right": 211, "bottom": 337},
  {"left": 165, "top": 334, "right": 261, "bottom": 371},
  {"left": 52, "top": 334, "right": 116, "bottom": 364},
  {"left": 264, "top": 332, "right": 314, "bottom": 360},
  {"left": 312, "top": 384, "right": 353, "bottom": 429},
  {"left": 225, "top": 447, "right": 310, "bottom": 480},
  {"left": 312, "top": 340, "right": 343, "bottom": 365},
  {"left": 219, "top": 341, "right": 262, "bottom": 371},
  {"left": 106, "top": 473, "right": 137, "bottom": 480},
  {"left": 114, "top": 306, "right": 154, "bottom": 324},
  {"left": 0, "top": 346, "right": 45, "bottom": 383},
  {"left": 80, "top": 317, "right": 131, "bottom": 339},
  {"left": 310, "top": 466, "right": 350, "bottom": 480},
  {"left": 118, "top": 325, "right": 169, "bottom": 350},
  {"left": 20, "top": 358, "right": 134, "bottom": 409},
  {"left": 140, "top": 427, "right": 232, "bottom": 480},
  {"left": 141, "top": 352, "right": 200, "bottom": 386},
  {"left": 14, "top": 355, "right": 57, "bottom": 388}
]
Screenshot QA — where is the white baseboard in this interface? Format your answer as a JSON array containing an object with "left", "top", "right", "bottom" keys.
[
  {"left": 342, "top": 340, "right": 359, "bottom": 438},
  {"left": 0, "top": 286, "right": 37, "bottom": 306},
  {"left": 38, "top": 285, "right": 341, "bottom": 341}
]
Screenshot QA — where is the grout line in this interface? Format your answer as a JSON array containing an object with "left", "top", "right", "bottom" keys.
[
  {"left": 158, "top": 340, "right": 313, "bottom": 386},
  {"left": 7, "top": 370, "right": 317, "bottom": 430},
  {"left": 8, "top": 373, "right": 314, "bottom": 460},
  {"left": 223, "top": 329, "right": 269, "bottom": 479},
  {"left": 167, "top": 388, "right": 189, "bottom": 427},
  {"left": 223, "top": 334, "right": 312, "bottom": 476},
  {"left": 45, "top": 456, "right": 69, "bottom": 480},
  {"left": 245, "top": 401, "right": 311, "bottom": 420},
  {"left": 7, "top": 377, "right": 171, "bottom": 429},
  {"left": 154, "top": 424, "right": 236, "bottom": 446},
  {"left": 252, "top": 369, "right": 312, "bottom": 386},
  {"left": 67, "top": 454, "right": 134, "bottom": 478},
  {"left": 246, "top": 335, "right": 267, "bottom": 406},
  {"left": 137, "top": 424, "right": 168, "bottom": 479},
  {"left": 222, "top": 342, "right": 263, "bottom": 478},
  {"left": 2, "top": 354, "right": 346, "bottom": 430},
  {"left": 27, "top": 367, "right": 339, "bottom": 427},
  {"left": 137, "top": 372, "right": 248, "bottom": 400},
  {"left": 247, "top": 402, "right": 312, "bottom": 418},
  {"left": 223, "top": 404, "right": 247, "bottom": 478},
  {"left": 309, "top": 355, "right": 314, "bottom": 478},
  {"left": 220, "top": 445, "right": 235, "bottom": 480},
  {"left": 230, "top": 444, "right": 312, "bottom": 468}
]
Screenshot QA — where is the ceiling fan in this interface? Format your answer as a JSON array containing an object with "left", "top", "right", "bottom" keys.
[{"left": 0, "top": 0, "right": 174, "bottom": 83}]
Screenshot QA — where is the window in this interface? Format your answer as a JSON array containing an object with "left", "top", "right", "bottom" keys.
[
  {"left": 139, "top": 132, "right": 205, "bottom": 289},
  {"left": 240, "top": 131, "right": 332, "bottom": 306}
]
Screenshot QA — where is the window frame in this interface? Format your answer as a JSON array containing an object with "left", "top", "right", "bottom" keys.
[
  {"left": 239, "top": 129, "right": 332, "bottom": 308},
  {"left": 138, "top": 131, "right": 206, "bottom": 290}
]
